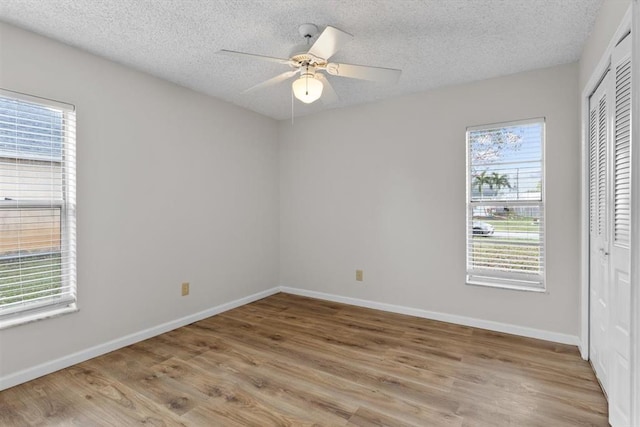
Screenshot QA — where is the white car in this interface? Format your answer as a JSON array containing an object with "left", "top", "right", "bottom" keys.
[{"left": 473, "top": 221, "right": 494, "bottom": 236}]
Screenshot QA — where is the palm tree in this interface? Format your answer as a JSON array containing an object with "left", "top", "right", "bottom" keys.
[
  {"left": 490, "top": 172, "right": 512, "bottom": 197},
  {"left": 473, "top": 171, "right": 492, "bottom": 198}
]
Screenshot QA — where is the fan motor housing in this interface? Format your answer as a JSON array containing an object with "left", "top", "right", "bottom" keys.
[{"left": 289, "top": 48, "right": 325, "bottom": 68}]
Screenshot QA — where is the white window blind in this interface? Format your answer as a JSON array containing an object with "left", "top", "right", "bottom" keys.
[
  {"left": 466, "top": 118, "right": 545, "bottom": 291},
  {"left": 0, "top": 90, "right": 76, "bottom": 324}
]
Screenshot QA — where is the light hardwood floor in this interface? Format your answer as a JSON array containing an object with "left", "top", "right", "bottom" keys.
[{"left": 0, "top": 293, "right": 607, "bottom": 426}]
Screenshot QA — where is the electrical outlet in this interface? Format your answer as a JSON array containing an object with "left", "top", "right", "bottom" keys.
[
  {"left": 356, "top": 269, "right": 363, "bottom": 282},
  {"left": 181, "top": 282, "right": 190, "bottom": 296}
]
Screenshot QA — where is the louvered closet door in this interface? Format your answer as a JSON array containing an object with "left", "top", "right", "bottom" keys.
[
  {"left": 588, "top": 75, "right": 610, "bottom": 393},
  {"left": 607, "top": 33, "right": 632, "bottom": 427}
]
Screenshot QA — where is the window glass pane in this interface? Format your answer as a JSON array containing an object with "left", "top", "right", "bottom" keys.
[
  {"left": 469, "top": 122, "right": 542, "bottom": 201},
  {"left": 469, "top": 204, "right": 542, "bottom": 275},
  {"left": 0, "top": 97, "right": 63, "bottom": 161}
]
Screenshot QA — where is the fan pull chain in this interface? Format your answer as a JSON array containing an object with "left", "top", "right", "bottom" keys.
[
  {"left": 291, "top": 85, "right": 294, "bottom": 125},
  {"left": 305, "top": 64, "right": 309, "bottom": 96}
]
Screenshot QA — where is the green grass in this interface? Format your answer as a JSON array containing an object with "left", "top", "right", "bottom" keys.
[
  {"left": 470, "top": 240, "right": 541, "bottom": 273},
  {"left": 0, "top": 253, "right": 62, "bottom": 306}
]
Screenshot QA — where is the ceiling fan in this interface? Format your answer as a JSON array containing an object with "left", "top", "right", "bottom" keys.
[{"left": 218, "top": 23, "right": 402, "bottom": 104}]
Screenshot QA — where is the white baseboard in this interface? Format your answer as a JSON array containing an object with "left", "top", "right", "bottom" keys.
[
  {"left": 578, "top": 339, "right": 588, "bottom": 360},
  {"left": 279, "top": 286, "right": 580, "bottom": 347},
  {"left": 0, "top": 287, "right": 280, "bottom": 391}
]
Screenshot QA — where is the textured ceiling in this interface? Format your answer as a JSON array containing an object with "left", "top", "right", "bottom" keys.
[{"left": 0, "top": 0, "right": 603, "bottom": 120}]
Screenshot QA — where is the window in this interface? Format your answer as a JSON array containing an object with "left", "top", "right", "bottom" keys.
[
  {"left": 466, "top": 118, "right": 545, "bottom": 291},
  {"left": 0, "top": 90, "right": 76, "bottom": 327}
]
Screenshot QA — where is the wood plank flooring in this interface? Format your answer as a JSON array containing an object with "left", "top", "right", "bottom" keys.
[{"left": 0, "top": 293, "right": 608, "bottom": 426}]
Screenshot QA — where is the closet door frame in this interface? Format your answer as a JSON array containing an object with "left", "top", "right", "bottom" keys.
[
  {"left": 581, "top": 6, "right": 632, "bottom": 362},
  {"left": 630, "top": 2, "right": 639, "bottom": 426},
  {"left": 581, "top": 4, "right": 638, "bottom": 425}
]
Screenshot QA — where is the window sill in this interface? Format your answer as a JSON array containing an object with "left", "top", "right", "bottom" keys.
[
  {"left": 466, "top": 280, "right": 547, "bottom": 293},
  {"left": 0, "top": 304, "right": 78, "bottom": 330}
]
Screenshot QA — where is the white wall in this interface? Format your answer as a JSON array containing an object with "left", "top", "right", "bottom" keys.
[
  {"left": 279, "top": 63, "right": 580, "bottom": 336},
  {"left": 579, "top": 0, "right": 631, "bottom": 91},
  {"left": 0, "top": 23, "right": 279, "bottom": 378}
]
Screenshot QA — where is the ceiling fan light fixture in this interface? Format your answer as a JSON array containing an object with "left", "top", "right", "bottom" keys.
[
  {"left": 220, "top": 23, "right": 401, "bottom": 108},
  {"left": 292, "top": 73, "right": 323, "bottom": 104}
]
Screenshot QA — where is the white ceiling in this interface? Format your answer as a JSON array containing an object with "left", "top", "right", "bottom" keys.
[{"left": 0, "top": 0, "right": 603, "bottom": 120}]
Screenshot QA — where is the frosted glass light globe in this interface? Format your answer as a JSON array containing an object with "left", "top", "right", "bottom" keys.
[{"left": 292, "top": 74, "right": 323, "bottom": 104}]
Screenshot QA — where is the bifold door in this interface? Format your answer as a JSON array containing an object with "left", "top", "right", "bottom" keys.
[
  {"left": 588, "top": 32, "right": 632, "bottom": 427},
  {"left": 589, "top": 67, "right": 610, "bottom": 395}
]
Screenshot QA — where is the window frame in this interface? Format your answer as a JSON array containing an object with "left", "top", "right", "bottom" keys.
[
  {"left": 465, "top": 117, "right": 546, "bottom": 292},
  {"left": 0, "top": 89, "right": 77, "bottom": 329}
]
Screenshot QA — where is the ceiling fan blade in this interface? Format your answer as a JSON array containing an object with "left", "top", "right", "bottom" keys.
[
  {"left": 243, "top": 70, "right": 299, "bottom": 93},
  {"left": 315, "top": 74, "right": 338, "bottom": 104},
  {"left": 326, "top": 62, "right": 401, "bottom": 83},
  {"left": 308, "top": 26, "right": 353, "bottom": 61},
  {"left": 218, "top": 49, "right": 293, "bottom": 65}
]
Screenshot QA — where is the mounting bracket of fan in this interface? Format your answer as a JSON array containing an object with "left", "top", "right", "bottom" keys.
[{"left": 298, "top": 23, "right": 319, "bottom": 39}]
